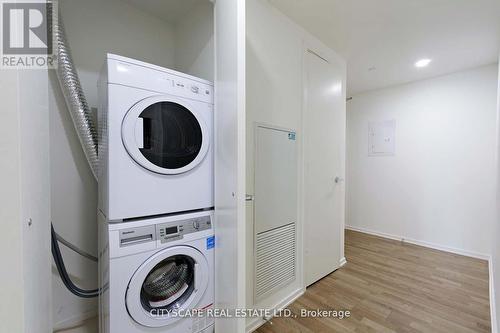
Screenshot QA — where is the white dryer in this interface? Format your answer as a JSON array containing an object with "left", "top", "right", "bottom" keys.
[
  {"left": 98, "top": 210, "right": 215, "bottom": 333},
  {"left": 98, "top": 54, "right": 214, "bottom": 221}
]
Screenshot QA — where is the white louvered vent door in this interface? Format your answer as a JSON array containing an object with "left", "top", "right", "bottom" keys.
[{"left": 255, "top": 223, "right": 296, "bottom": 300}]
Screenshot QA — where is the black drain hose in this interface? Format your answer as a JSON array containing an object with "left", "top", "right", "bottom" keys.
[{"left": 51, "top": 223, "right": 99, "bottom": 298}]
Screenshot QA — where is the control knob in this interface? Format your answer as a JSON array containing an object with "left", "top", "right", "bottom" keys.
[{"left": 193, "top": 220, "right": 200, "bottom": 230}]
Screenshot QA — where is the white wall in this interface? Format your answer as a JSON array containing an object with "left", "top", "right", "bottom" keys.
[
  {"left": 246, "top": 0, "right": 346, "bottom": 330},
  {"left": 20, "top": 70, "right": 52, "bottom": 332},
  {"left": 174, "top": 1, "right": 214, "bottom": 81},
  {"left": 1, "top": 69, "right": 51, "bottom": 332},
  {"left": 347, "top": 64, "right": 498, "bottom": 258},
  {"left": 59, "top": 0, "right": 176, "bottom": 109},
  {"left": 493, "top": 54, "right": 500, "bottom": 333},
  {"left": 214, "top": 0, "right": 247, "bottom": 331},
  {"left": 0, "top": 71, "right": 25, "bottom": 333},
  {"left": 51, "top": 0, "right": 177, "bottom": 329}
]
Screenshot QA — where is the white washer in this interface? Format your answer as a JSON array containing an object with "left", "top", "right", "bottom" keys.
[
  {"left": 98, "top": 210, "right": 215, "bottom": 333},
  {"left": 98, "top": 54, "right": 214, "bottom": 221}
]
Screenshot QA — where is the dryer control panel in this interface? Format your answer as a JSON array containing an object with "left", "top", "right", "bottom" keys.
[
  {"left": 107, "top": 55, "right": 214, "bottom": 105},
  {"left": 157, "top": 215, "right": 212, "bottom": 244}
]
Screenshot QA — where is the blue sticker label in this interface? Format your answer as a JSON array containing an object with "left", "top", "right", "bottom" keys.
[
  {"left": 207, "top": 236, "right": 215, "bottom": 249},
  {"left": 288, "top": 132, "right": 296, "bottom": 140}
]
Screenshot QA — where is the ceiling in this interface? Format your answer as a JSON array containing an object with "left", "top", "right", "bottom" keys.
[
  {"left": 121, "top": 0, "right": 201, "bottom": 25},
  {"left": 269, "top": 0, "right": 500, "bottom": 95}
]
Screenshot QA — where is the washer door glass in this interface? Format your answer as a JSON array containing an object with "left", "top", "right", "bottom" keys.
[
  {"left": 140, "top": 102, "right": 202, "bottom": 169},
  {"left": 122, "top": 95, "right": 210, "bottom": 175},
  {"left": 126, "top": 246, "right": 209, "bottom": 328},
  {"left": 140, "top": 255, "right": 195, "bottom": 312}
]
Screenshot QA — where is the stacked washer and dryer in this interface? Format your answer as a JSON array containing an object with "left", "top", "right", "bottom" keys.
[{"left": 98, "top": 54, "right": 215, "bottom": 333}]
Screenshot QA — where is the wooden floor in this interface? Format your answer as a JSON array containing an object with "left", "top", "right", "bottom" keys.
[{"left": 257, "top": 230, "right": 491, "bottom": 333}]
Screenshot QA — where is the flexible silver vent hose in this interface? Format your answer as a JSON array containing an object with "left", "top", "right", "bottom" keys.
[
  {"left": 53, "top": 16, "right": 99, "bottom": 179},
  {"left": 50, "top": 10, "right": 100, "bottom": 300}
]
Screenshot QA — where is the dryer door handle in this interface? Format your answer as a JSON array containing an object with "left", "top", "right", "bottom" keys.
[
  {"left": 194, "top": 263, "right": 200, "bottom": 291},
  {"left": 135, "top": 117, "right": 144, "bottom": 149}
]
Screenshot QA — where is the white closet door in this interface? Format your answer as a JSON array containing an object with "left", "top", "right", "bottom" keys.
[{"left": 304, "top": 49, "right": 346, "bottom": 286}]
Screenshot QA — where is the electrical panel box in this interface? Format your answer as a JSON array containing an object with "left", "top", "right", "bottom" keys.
[{"left": 369, "top": 120, "right": 396, "bottom": 156}]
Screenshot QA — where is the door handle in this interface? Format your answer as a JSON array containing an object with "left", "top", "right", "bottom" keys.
[
  {"left": 246, "top": 194, "right": 254, "bottom": 202},
  {"left": 334, "top": 177, "right": 344, "bottom": 184},
  {"left": 194, "top": 263, "right": 200, "bottom": 291},
  {"left": 135, "top": 118, "right": 144, "bottom": 148}
]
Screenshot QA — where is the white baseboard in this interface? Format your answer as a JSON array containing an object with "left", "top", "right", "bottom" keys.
[
  {"left": 490, "top": 257, "right": 498, "bottom": 333},
  {"left": 52, "top": 309, "right": 97, "bottom": 332},
  {"left": 246, "top": 287, "right": 304, "bottom": 333},
  {"left": 339, "top": 257, "right": 347, "bottom": 268},
  {"left": 345, "top": 225, "right": 490, "bottom": 260}
]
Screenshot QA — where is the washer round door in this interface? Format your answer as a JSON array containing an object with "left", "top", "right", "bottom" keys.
[
  {"left": 126, "top": 246, "right": 209, "bottom": 328},
  {"left": 122, "top": 95, "right": 210, "bottom": 175}
]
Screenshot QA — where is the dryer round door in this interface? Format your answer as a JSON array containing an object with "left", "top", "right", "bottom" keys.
[
  {"left": 122, "top": 95, "right": 210, "bottom": 175},
  {"left": 126, "top": 245, "right": 209, "bottom": 328}
]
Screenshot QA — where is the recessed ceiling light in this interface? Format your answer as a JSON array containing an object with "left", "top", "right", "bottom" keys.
[{"left": 415, "top": 59, "right": 432, "bottom": 68}]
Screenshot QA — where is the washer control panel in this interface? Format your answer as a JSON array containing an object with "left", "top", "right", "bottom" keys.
[{"left": 156, "top": 215, "right": 212, "bottom": 244}]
